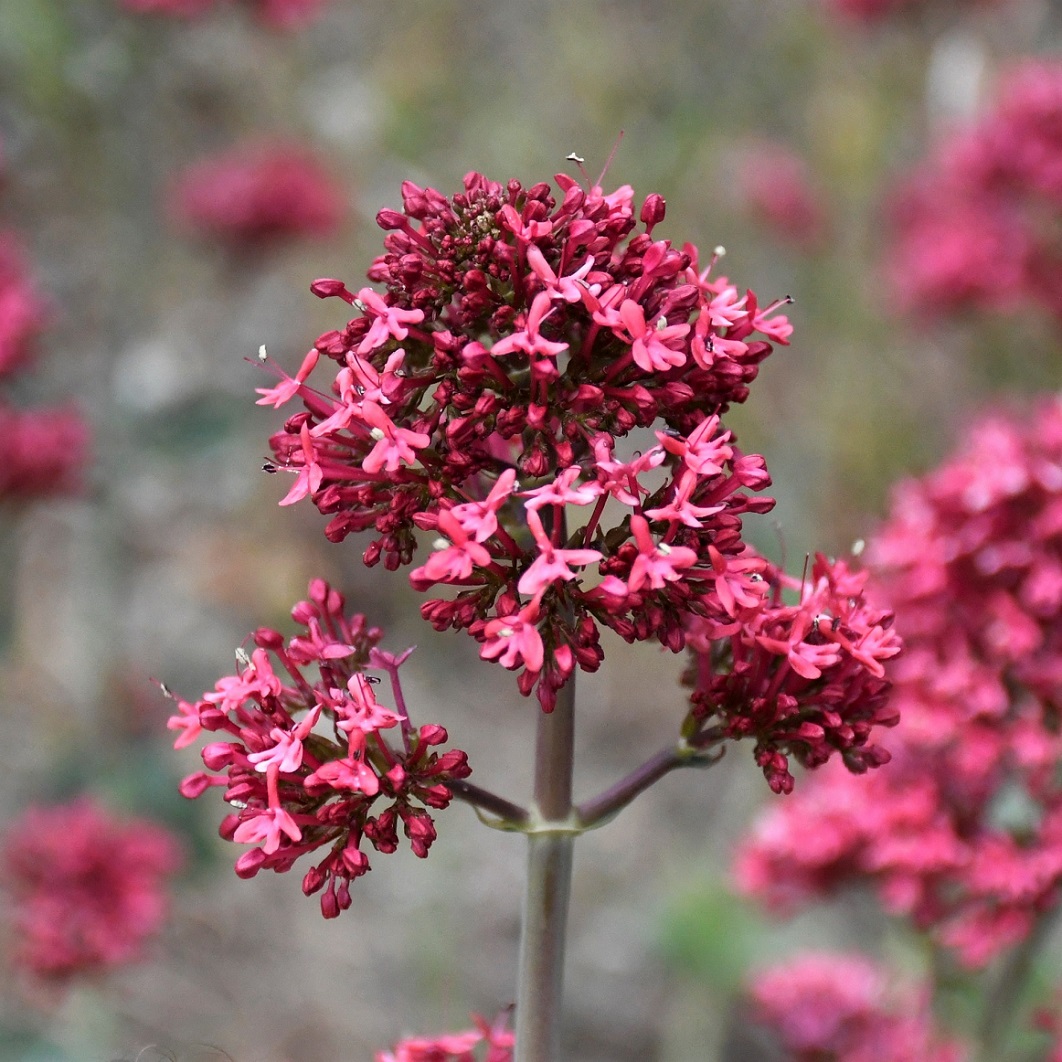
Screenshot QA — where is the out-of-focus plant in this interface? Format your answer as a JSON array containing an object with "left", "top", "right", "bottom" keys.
[{"left": 734, "top": 395, "right": 1062, "bottom": 1060}]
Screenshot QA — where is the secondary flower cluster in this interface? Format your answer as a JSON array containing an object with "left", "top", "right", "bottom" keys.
[
  {"left": 886, "top": 61, "right": 1062, "bottom": 324},
  {"left": 169, "top": 140, "right": 345, "bottom": 251},
  {"left": 0, "top": 234, "right": 87, "bottom": 502},
  {"left": 683, "top": 553, "right": 900, "bottom": 794},
  {"left": 746, "top": 952, "right": 967, "bottom": 1061},
  {"left": 376, "top": 1012, "right": 514, "bottom": 1062},
  {"left": 168, "top": 579, "right": 471, "bottom": 917},
  {"left": 735, "top": 396, "right": 1062, "bottom": 966},
  {"left": 121, "top": 0, "right": 330, "bottom": 30},
  {"left": 1, "top": 799, "right": 181, "bottom": 986}
]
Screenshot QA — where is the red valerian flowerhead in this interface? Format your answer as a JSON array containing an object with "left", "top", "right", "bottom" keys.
[
  {"left": 734, "top": 396, "right": 1062, "bottom": 966},
  {"left": 166, "top": 580, "right": 471, "bottom": 918},
  {"left": 0, "top": 401, "right": 89, "bottom": 501},
  {"left": 261, "top": 170, "right": 797, "bottom": 711},
  {"left": 683, "top": 552, "right": 901, "bottom": 793},
  {"left": 169, "top": 140, "right": 345, "bottom": 250},
  {"left": 1, "top": 799, "right": 182, "bottom": 987}
]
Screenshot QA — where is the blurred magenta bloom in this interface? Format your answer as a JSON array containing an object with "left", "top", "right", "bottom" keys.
[
  {"left": 886, "top": 61, "right": 1062, "bottom": 324},
  {"left": 169, "top": 140, "right": 346, "bottom": 249},
  {"left": 121, "top": 0, "right": 330, "bottom": 29},
  {"left": 376, "top": 1011, "right": 514, "bottom": 1062},
  {"left": 735, "top": 140, "right": 829, "bottom": 250},
  {"left": 2, "top": 799, "right": 182, "bottom": 986},
  {"left": 747, "top": 952, "right": 968, "bottom": 1061},
  {"left": 0, "top": 401, "right": 88, "bottom": 501},
  {"left": 735, "top": 396, "right": 1062, "bottom": 967}
]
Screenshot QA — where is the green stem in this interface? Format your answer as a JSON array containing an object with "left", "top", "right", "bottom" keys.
[{"left": 514, "top": 674, "right": 577, "bottom": 1062}]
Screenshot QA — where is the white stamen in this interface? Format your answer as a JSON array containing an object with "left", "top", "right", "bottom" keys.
[
  {"left": 234, "top": 646, "right": 252, "bottom": 669},
  {"left": 851, "top": 538, "right": 866, "bottom": 556},
  {"left": 566, "top": 152, "right": 585, "bottom": 164},
  {"left": 432, "top": 537, "right": 449, "bottom": 551},
  {"left": 714, "top": 245, "right": 726, "bottom": 257},
  {"left": 258, "top": 344, "right": 268, "bottom": 361},
  {"left": 370, "top": 427, "right": 386, "bottom": 441}
]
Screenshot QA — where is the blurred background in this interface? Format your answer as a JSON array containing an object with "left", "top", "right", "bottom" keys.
[{"left": 0, "top": 0, "right": 1059, "bottom": 1058}]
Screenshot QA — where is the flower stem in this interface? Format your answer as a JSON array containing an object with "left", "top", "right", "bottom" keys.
[
  {"left": 448, "top": 779, "right": 529, "bottom": 827},
  {"left": 514, "top": 674, "right": 576, "bottom": 1062}
]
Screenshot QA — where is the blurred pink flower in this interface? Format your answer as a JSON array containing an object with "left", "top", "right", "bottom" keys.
[
  {"left": 2, "top": 799, "right": 182, "bottom": 985},
  {"left": 734, "top": 396, "right": 1062, "bottom": 967},
  {"left": 735, "top": 141, "right": 829, "bottom": 250},
  {"left": 885, "top": 61, "right": 1062, "bottom": 324},
  {"left": 0, "top": 401, "right": 88, "bottom": 502},
  {"left": 376, "top": 1011, "right": 515, "bottom": 1062},
  {"left": 121, "top": 0, "right": 329, "bottom": 29},
  {"left": 747, "top": 952, "right": 968, "bottom": 1061},
  {"left": 0, "top": 233, "right": 49, "bottom": 379},
  {"left": 169, "top": 140, "right": 346, "bottom": 250},
  {"left": 823, "top": 0, "right": 1002, "bottom": 23}
]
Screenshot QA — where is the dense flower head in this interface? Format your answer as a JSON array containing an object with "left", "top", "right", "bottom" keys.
[
  {"left": 2, "top": 799, "right": 181, "bottom": 985},
  {"left": 262, "top": 170, "right": 803, "bottom": 712},
  {"left": 886, "top": 61, "right": 1062, "bottom": 324},
  {"left": 169, "top": 141, "right": 345, "bottom": 249},
  {"left": 0, "top": 233, "right": 49, "bottom": 379},
  {"left": 746, "top": 952, "right": 968, "bottom": 1061},
  {"left": 0, "top": 401, "right": 88, "bottom": 501},
  {"left": 120, "top": 0, "right": 330, "bottom": 29},
  {"left": 683, "top": 552, "right": 900, "bottom": 793},
  {"left": 735, "top": 396, "right": 1062, "bottom": 966},
  {"left": 167, "top": 579, "right": 471, "bottom": 918},
  {"left": 376, "top": 1011, "right": 514, "bottom": 1062}
]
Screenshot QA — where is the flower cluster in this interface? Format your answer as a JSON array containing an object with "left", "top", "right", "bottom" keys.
[
  {"left": 121, "top": 0, "right": 329, "bottom": 30},
  {"left": 169, "top": 140, "right": 345, "bottom": 250},
  {"left": 683, "top": 552, "right": 900, "bottom": 794},
  {"left": 885, "top": 61, "right": 1062, "bottom": 324},
  {"left": 256, "top": 168, "right": 899, "bottom": 783},
  {"left": 1, "top": 799, "right": 182, "bottom": 986},
  {"left": 735, "top": 396, "right": 1062, "bottom": 966},
  {"left": 168, "top": 579, "right": 471, "bottom": 917},
  {"left": 376, "top": 1011, "right": 514, "bottom": 1062},
  {"left": 746, "top": 952, "right": 968, "bottom": 1061},
  {"left": 0, "top": 234, "right": 87, "bottom": 502}
]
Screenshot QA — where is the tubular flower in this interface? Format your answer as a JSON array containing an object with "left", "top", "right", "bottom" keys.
[
  {"left": 1, "top": 799, "right": 182, "bottom": 986},
  {"left": 734, "top": 397, "right": 1062, "bottom": 966},
  {"left": 746, "top": 952, "right": 968, "bottom": 1062},
  {"left": 264, "top": 170, "right": 797, "bottom": 712},
  {"left": 885, "top": 61, "right": 1062, "bottom": 325},
  {"left": 166, "top": 580, "right": 471, "bottom": 918}
]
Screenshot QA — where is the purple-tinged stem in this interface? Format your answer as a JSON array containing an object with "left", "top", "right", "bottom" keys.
[
  {"left": 514, "top": 673, "right": 577, "bottom": 1062},
  {"left": 576, "top": 742, "right": 725, "bottom": 829},
  {"left": 448, "top": 779, "right": 529, "bottom": 828}
]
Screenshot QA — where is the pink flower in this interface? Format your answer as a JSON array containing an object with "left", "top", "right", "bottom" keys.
[
  {"left": 489, "top": 292, "right": 569, "bottom": 360},
  {"left": 2, "top": 799, "right": 181, "bottom": 985},
  {"left": 517, "top": 508, "right": 602, "bottom": 597},
  {"left": 361, "top": 400, "right": 430, "bottom": 474},
  {"left": 626, "top": 514, "right": 698, "bottom": 591},
  {"left": 480, "top": 602, "right": 546, "bottom": 673},
  {"left": 169, "top": 141, "right": 345, "bottom": 249},
  {"left": 354, "top": 288, "right": 425, "bottom": 355},
  {"left": 0, "top": 234, "right": 49, "bottom": 379},
  {"left": 376, "top": 1011, "right": 514, "bottom": 1062},
  {"left": 451, "top": 468, "right": 518, "bottom": 542}
]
